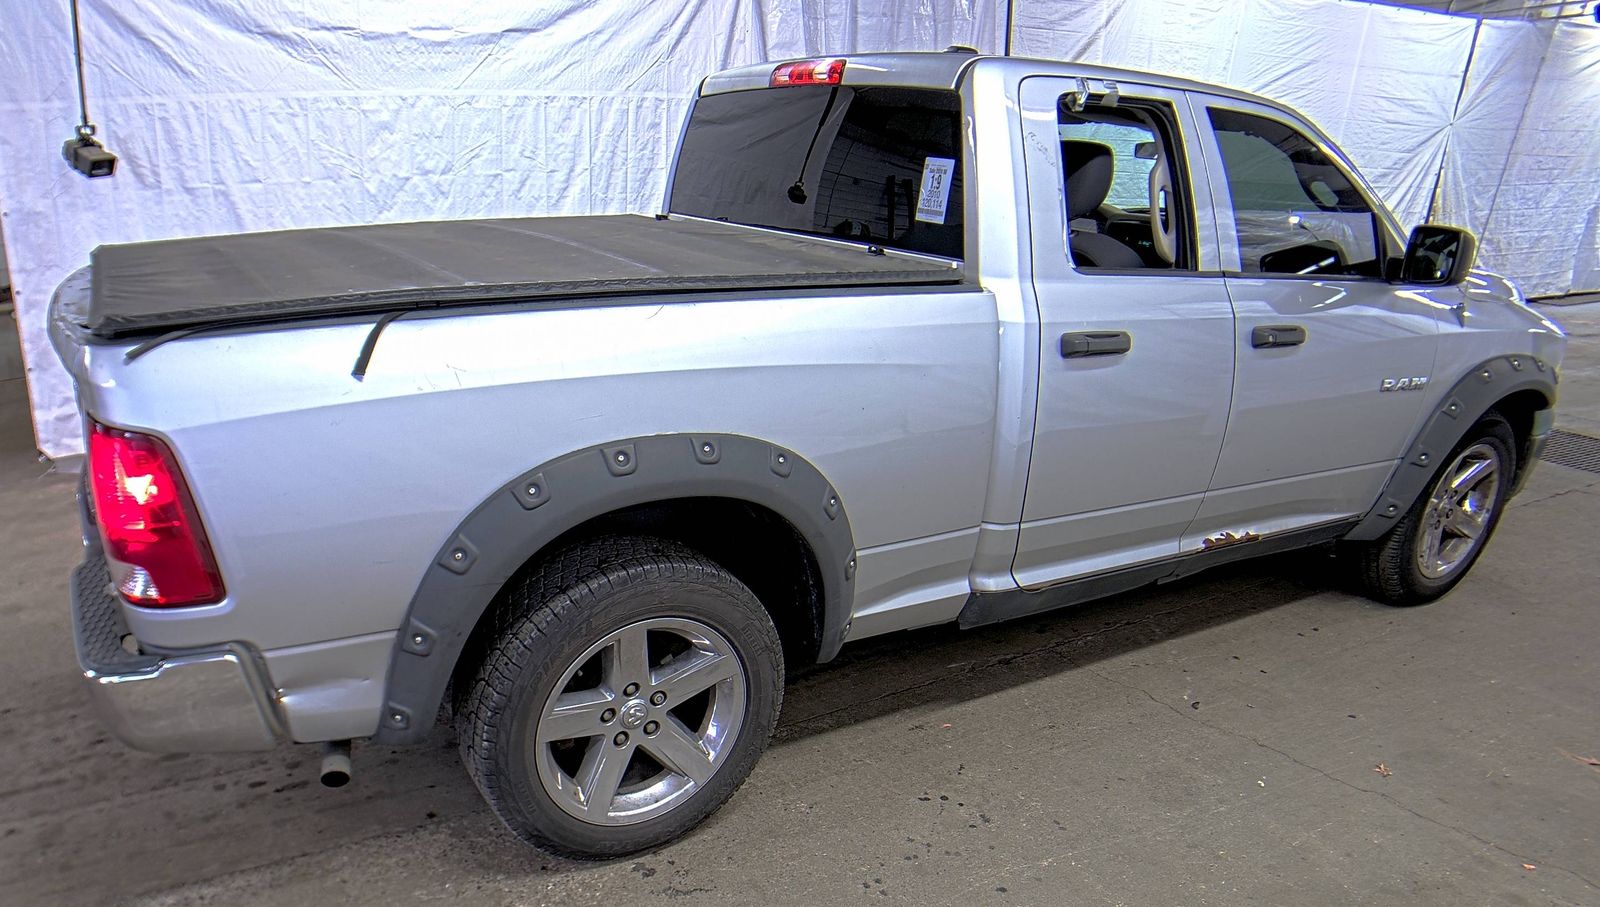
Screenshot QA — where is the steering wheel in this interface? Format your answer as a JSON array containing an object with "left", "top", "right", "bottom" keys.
[{"left": 1148, "top": 153, "right": 1177, "bottom": 265}]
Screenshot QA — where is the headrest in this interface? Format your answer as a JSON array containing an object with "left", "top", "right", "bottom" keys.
[{"left": 1062, "top": 141, "right": 1115, "bottom": 219}]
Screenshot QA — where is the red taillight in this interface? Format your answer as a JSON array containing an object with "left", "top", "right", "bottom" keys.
[
  {"left": 770, "top": 58, "right": 846, "bottom": 87},
  {"left": 88, "top": 421, "right": 225, "bottom": 607}
]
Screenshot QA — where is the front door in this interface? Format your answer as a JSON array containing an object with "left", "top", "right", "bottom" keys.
[
  {"left": 1181, "top": 96, "right": 1445, "bottom": 549},
  {"left": 1011, "top": 78, "right": 1235, "bottom": 588}
]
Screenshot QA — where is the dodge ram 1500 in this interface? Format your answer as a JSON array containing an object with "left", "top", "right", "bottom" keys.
[{"left": 52, "top": 50, "right": 1565, "bottom": 857}]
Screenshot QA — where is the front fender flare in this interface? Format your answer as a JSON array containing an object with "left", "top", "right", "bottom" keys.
[
  {"left": 1346, "top": 354, "right": 1556, "bottom": 541},
  {"left": 373, "top": 433, "right": 856, "bottom": 744}
]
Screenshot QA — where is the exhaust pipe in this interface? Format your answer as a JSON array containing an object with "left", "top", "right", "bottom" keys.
[{"left": 320, "top": 739, "right": 353, "bottom": 788}]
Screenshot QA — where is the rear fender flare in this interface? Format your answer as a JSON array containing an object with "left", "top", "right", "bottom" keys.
[{"left": 373, "top": 433, "right": 855, "bottom": 744}]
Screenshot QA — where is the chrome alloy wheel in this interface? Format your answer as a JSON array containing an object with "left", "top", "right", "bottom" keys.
[
  {"left": 1416, "top": 442, "right": 1502, "bottom": 580},
  {"left": 534, "top": 617, "right": 746, "bottom": 826}
]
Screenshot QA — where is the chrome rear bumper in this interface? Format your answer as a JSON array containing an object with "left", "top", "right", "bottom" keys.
[{"left": 71, "top": 552, "right": 285, "bottom": 752}]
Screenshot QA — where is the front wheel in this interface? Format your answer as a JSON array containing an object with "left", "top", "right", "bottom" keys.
[
  {"left": 1348, "top": 413, "right": 1517, "bottom": 605},
  {"left": 459, "top": 536, "right": 784, "bottom": 858}
]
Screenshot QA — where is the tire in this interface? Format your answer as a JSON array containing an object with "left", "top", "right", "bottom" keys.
[
  {"left": 459, "top": 536, "right": 784, "bottom": 858},
  {"left": 1348, "top": 412, "right": 1517, "bottom": 606}
]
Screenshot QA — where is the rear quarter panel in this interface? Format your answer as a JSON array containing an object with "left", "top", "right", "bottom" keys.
[{"left": 76, "top": 289, "right": 1000, "bottom": 674}]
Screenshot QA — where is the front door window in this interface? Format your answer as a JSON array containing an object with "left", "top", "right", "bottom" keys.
[{"left": 1206, "top": 108, "right": 1384, "bottom": 278}]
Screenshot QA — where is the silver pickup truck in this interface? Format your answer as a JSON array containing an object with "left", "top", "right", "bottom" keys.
[{"left": 51, "top": 51, "right": 1565, "bottom": 857}]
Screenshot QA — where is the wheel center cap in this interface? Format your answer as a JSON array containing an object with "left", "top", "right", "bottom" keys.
[{"left": 619, "top": 699, "right": 649, "bottom": 729}]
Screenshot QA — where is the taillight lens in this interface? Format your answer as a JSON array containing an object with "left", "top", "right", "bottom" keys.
[
  {"left": 88, "top": 421, "right": 225, "bottom": 607},
  {"left": 770, "top": 58, "right": 846, "bottom": 87}
]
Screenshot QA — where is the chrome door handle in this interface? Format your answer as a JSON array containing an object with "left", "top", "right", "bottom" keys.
[
  {"left": 1061, "top": 331, "right": 1132, "bottom": 358},
  {"left": 1250, "top": 324, "right": 1307, "bottom": 348}
]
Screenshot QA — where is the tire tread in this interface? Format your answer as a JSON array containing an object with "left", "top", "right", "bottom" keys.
[
  {"left": 1347, "top": 413, "right": 1516, "bottom": 606},
  {"left": 459, "top": 535, "right": 782, "bottom": 858}
]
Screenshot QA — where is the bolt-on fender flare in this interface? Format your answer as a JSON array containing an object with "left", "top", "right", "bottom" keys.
[
  {"left": 1346, "top": 354, "right": 1556, "bottom": 541},
  {"left": 373, "top": 433, "right": 856, "bottom": 745}
]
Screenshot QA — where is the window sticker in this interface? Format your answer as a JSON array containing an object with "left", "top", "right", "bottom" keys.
[{"left": 916, "top": 156, "right": 956, "bottom": 225}]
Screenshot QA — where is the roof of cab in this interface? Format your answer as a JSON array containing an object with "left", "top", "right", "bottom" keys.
[{"left": 700, "top": 50, "right": 1277, "bottom": 111}]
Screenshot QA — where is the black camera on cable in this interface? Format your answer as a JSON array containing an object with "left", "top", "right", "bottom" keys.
[{"left": 63, "top": 125, "right": 116, "bottom": 178}]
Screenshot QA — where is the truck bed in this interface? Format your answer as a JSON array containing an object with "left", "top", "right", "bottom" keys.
[{"left": 85, "top": 214, "right": 962, "bottom": 339}]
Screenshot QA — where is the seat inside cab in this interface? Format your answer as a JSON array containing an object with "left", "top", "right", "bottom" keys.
[{"left": 1059, "top": 103, "right": 1183, "bottom": 271}]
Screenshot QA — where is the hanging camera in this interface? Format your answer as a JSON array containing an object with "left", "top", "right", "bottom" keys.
[
  {"left": 61, "top": 0, "right": 117, "bottom": 179},
  {"left": 63, "top": 124, "right": 116, "bottom": 178}
]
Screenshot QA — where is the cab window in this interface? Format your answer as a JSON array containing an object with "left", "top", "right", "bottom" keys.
[
  {"left": 1206, "top": 108, "right": 1383, "bottom": 278},
  {"left": 670, "top": 86, "right": 964, "bottom": 259},
  {"left": 1057, "top": 99, "right": 1193, "bottom": 271}
]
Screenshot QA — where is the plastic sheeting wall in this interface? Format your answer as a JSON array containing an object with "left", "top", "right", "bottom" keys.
[
  {"left": 1, "top": 0, "right": 1596, "bottom": 457},
  {"left": 1438, "top": 18, "right": 1600, "bottom": 298},
  {"left": 1015, "top": 0, "right": 1479, "bottom": 231},
  {"left": 1014, "top": 1, "right": 1600, "bottom": 299},
  {"left": 0, "top": 1, "right": 1003, "bottom": 458}
]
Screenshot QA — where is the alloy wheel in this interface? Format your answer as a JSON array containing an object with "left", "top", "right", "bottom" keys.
[
  {"left": 1415, "top": 442, "right": 1502, "bottom": 580},
  {"left": 533, "top": 617, "right": 746, "bottom": 826}
]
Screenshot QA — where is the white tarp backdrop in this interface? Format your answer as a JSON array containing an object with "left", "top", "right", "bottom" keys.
[
  {"left": 0, "top": 0, "right": 1004, "bottom": 458},
  {"left": 1443, "top": 18, "right": 1600, "bottom": 298},
  {"left": 1014, "top": 0, "right": 1479, "bottom": 231},
  {"left": 1015, "top": 0, "right": 1600, "bottom": 298},
  {"left": 0, "top": 0, "right": 1595, "bottom": 458}
]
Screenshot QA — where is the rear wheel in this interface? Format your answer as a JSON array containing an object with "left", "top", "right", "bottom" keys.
[
  {"left": 459, "top": 536, "right": 783, "bottom": 857},
  {"left": 1349, "top": 413, "right": 1516, "bottom": 605}
]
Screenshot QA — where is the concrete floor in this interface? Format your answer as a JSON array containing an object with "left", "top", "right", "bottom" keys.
[{"left": 2, "top": 306, "right": 1598, "bottom": 907}]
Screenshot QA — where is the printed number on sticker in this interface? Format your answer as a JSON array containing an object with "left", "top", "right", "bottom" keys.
[{"left": 916, "top": 157, "right": 956, "bottom": 225}]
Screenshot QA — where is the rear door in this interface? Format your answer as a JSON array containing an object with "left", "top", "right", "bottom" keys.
[
  {"left": 1011, "top": 77, "right": 1235, "bottom": 587},
  {"left": 1182, "top": 95, "right": 1444, "bottom": 547}
]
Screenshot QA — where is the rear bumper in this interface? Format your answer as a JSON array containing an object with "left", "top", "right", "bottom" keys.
[{"left": 71, "top": 552, "right": 285, "bottom": 752}]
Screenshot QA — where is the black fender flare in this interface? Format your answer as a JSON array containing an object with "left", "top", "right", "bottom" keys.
[
  {"left": 1347, "top": 353, "right": 1556, "bottom": 541},
  {"left": 373, "top": 433, "right": 856, "bottom": 744}
]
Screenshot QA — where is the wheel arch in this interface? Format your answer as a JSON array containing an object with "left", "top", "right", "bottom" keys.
[
  {"left": 374, "top": 434, "right": 856, "bottom": 745},
  {"left": 1347, "top": 353, "right": 1556, "bottom": 542}
]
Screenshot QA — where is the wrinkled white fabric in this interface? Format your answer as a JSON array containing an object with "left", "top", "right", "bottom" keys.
[
  {"left": 0, "top": 1, "right": 1003, "bottom": 457},
  {"left": 1015, "top": 0, "right": 1476, "bottom": 230},
  {"left": 2, "top": 1, "right": 1595, "bottom": 457},
  {"left": 1442, "top": 18, "right": 1600, "bottom": 298},
  {"left": 1016, "top": 2, "right": 1600, "bottom": 297}
]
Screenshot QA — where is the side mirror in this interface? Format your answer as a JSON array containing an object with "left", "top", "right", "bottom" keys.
[{"left": 1398, "top": 224, "right": 1477, "bottom": 285}]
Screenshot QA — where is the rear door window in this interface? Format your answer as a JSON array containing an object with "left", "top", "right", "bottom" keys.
[{"left": 1057, "top": 99, "right": 1195, "bottom": 271}]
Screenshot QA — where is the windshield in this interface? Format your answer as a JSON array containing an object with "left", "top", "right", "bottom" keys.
[{"left": 669, "top": 86, "right": 965, "bottom": 259}]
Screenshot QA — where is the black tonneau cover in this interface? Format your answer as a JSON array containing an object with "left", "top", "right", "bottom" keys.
[{"left": 87, "top": 214, "right": 962, "bottom": 339}]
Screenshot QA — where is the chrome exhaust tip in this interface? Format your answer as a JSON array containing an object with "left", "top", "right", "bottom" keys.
[{"left": 319, "top": 739, "right": 353, "bottom": 788}]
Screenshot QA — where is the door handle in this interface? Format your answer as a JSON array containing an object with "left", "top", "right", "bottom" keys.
[
  {"left": 1250, "top": 324, "right": 1307, "bottom": 349},
  {"left": 1061, "top": 330, "right": 1132, "bottom": 358}
]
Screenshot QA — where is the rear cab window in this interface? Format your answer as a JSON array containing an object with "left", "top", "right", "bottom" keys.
[{"left": 668, "top": 86, "right": 965, "bottom": 260}]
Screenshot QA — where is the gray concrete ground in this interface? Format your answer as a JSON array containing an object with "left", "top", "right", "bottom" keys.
[{"left": 2, "top": 306, "right": 1598, "bottom": 907}]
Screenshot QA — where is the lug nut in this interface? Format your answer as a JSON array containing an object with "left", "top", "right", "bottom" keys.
[
  {"left": 614, "top": 732, "right": 629, "bottom": 747},
  {"left": 600, "top": 708, "right": 616, "bottom": 724},
  {"left": 644, "top": 720, "right": 659, "bottom": 736},
  {"left": 623, "top": 682, "right": 640, "bottom": 697},
  {"left": 650, "top": 691, "right": 667, "bottom": 706}
]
